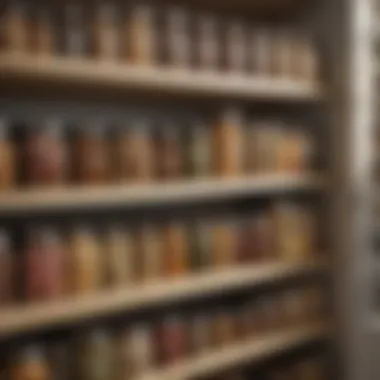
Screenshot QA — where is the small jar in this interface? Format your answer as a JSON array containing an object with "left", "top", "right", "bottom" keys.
[
  {"left": 24, "top": 228, "right": 64, "bottom": 302},
  {"left": 212, "top": 309, "right": 235, "bottom": 347},
  {"left": 155, "top": 124, "right": 183, "bottom": 181},
  {"left": 213, "top": 108, "right": 243, "bottom": 177},
  {"left": 294, "top": 35, "right": 319, "bottom": 82},
  {"left": 1, "top": 1, "right": 29, "bottom": 54},
  {"left": 114, "top": 121, "right": 154, "bottom": 183},
  {"left": 125, "top": 4, "right": 155, "bottom": 65},
  {"left": 0, "top": 118, "right": 15, "bottom": 190},
  {"left": 91, "top": 2, "right": 119, "bottom": 60},
  {"left": 189, "top": 313, "right": 211, "bottom": 353},
  {"left": 210, "top": 220, "right": 237, "bottom": 268},
  {"left": 273, "top": 30, "right": 293, "bottom": 78},
  {"left": 68, "top": 227, "right": 101, "bottom": 294},
  {"left": 30, "top": 6, "right": 55, "bottom": 56},
  {"left": 250, "top": 212, "right": 275, "bottom": 261},
  {"left": 249, "top": 28, "right": 272, "bottom": 76},
  {"left": 188, "top": 221, "right": 211, "bottom": 272},
  {"left": 63, "top": 3, "right": 86, "bottom": 57},
  {"left": 161, "top": 222, "right": 188, "bottom": 278},
  {"left": 0, "top": 230, "right": 13, "bottom": 306},
  {"left": 9, "top": 346, "right": 50, "bottom": 380},
  {"left": 195, "top": 14, "right": 219, "bottom": 70},
  {"left": 74, "top": 123, "right": 109, "bottom": 185},
  {"left": 163, "top": 8, "right": 191, "bottom": 68},
  {"left": 223, "top": 20, "right": 247, "bottom": 73}
]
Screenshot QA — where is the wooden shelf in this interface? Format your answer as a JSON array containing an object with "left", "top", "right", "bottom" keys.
[
  {"left": 0, "top": 260, "right": 325, "bottom": 338},
  {"left": 0, "top": 53, "right": 324, "bottom": 101},
  {"left": 139, "top": 322, "right": 328, "bottom": 380},
  {"left": 0, "top": 174, "right": 324, "bottom": 215}
]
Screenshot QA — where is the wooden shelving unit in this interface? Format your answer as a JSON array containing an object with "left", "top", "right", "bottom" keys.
[{"left": 0, "top": 260, "right": 325, "bottom": 339}]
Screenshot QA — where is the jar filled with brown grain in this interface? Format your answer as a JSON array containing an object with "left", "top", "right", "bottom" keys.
[
  {"left": 1, "top": 1, "right": 29, "bottom": 54},
  {"left": 24, "top": 119, "right": 68, "bottom": 187},
  {"left": 63, "top": 3, "right": 86, "bottom": 57},
  {"left": 163, "top": 7, "right": 191, "bottom": 68},
  {"left": 0, "top": 230, "right": 13, "bottom": 306},
  {"left": 195, "top": 14, "right": 219, "bottom": 70},
  {"left": 9, "top": 346, "right": 50, "bottom": 380},
  {"left": 74, "top": 123, "right": 109, "bottom": 185},
  {"left": 161, "top": 222, "right": 188, "bottom": 278},
  {"left": 114, "top": 121, "right": 154, "bottom": 183},
  {"left": 68, "top": 227, "right": 101, "bottom": 294},
  {"left": 155, "top": 123, "right": 183, "bottom": 180},
  {"left": 0, "top": 118, "right": 15, "bottom": 190},
  {"left": 24, "top": 228, "right": 64, "bottom": 302},
  {"left": 223, "top": 20, "right": 247, "bottom": 73},
  {"left": 249, "top": 27, "right": 272, "bottom": 76},
  {"left": 125, "top": 3, "right": 155, "bottom": 65},
  {"left": 91, "top": 1, "right": 119, "bottom": 60},
  {"left": 30, "top": 5, "right": 54, "bottom": 56},
  {"left": 213, "top": 108, "right": 243, "bottom": 177},
  {"left": 210, "top": 220, "right": 237, "bottom": 268}
]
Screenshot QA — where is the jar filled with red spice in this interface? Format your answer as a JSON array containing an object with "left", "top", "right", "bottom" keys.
[
  {"left": 24, "top": 119, "right": 67, "bottom": 187},
  {"left": 0, "top": 230, "right": 13, "bottom": 306},
  {"left": 63, "top": 3, "right": 86, "bottom": 57},
  {"left": 24, "top": 227, "right": 64, "bottom": 302},
  {"left": 74, "top": 123, "right": 109, "bottom": 185},
  {"left": 0, "top": 118, "right": 15, "bottom": 191},
  {"left": 30, "top": 5, "right": 55, "bottom": 56},
  {"left": 224, "top": 20, "right": 247, "bottom": 73}
]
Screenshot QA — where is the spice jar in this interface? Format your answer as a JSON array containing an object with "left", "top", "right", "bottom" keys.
[
  {"left": 249, "top": 28, "right": 272, "bottom": 76},
  {"left": 210, "top": 220, "right": 237, "bottom": 268},
  {"left": 9, "top": 346, "right": 50, "bottom": 380},
  {"left": 0, "top": 118, "right": 15, "bottom": 190},
  {"left": 163, "top": 8, "right": 191, "bottom": 68},
  {"left": 195, "top": 14, "right": 219, "bottom": 70},
  {"left": 273, "top": 30, "right": 293, "bottom": 78},
  {"left": 91, "top": 2, "right": 119, "bottom": 60},
  {"left": 68, "top": 227, "right": 101, "bottom": 294},
  {"left": 63, "top": 4, "right": 86, "bottom": 57},
  {"left": 125, "top": 4, "right": 155, "bottom": 65},
  {"left": 155, "top": 124, "right": 183, "bottom": 180},
  {"left": 114, "top": 121, "right": 154, "bottom": 183},
  {"left": 213, "top": 108, "right": 243, "bottom": 177},
  {"left": 188, "top": 221, "right": 211, "bottom": 272},
  {"left": 189, "top": 313, "right": 211, "bottom": 353},
  {"left": 162, "top": 222, "right": 188, "bottom": 278},
  {"left": 1, "top": 1, "right": 28, "bottom": 54},
  {"left": 295, "top": 35, "right": 319, "bottom": 82},
  {"left": 74, "top": 123, "right": 109, "bottom": 185},
  {"left": 24, "top": 228, "right": 64, "bottom": 302},
  {"left": 0, "top": 230, "right": 13, "bottom": 306},
  {"left": 24, "top": 120, "right": 67, "bottom": 187},
  {"left": 212, "top": 309, "right": 235, "bottom": 347},
  {"left": 104, "top": 226, "right": 134, "bottom": 287},
  {"left": 250, "top": 212, "right": 275, "bottom": 261},
  {"left": 134, "top": 224, "right": 160, "bottom": 282},
  {"left": 75, "top": 329, "right": 114, "bottom": 380},
  {"left": 30, "top": 6, "right": 54, "bottom": 56},
  {"left": 156, "top": 316, "right": 186, "bottom": 365},
  {"left": 224, "top": 20, "right": 247, "bottom": 73}
]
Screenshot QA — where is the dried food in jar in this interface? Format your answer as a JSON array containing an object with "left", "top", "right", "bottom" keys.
[
  {"left": 68, "top": 227, "right": 101, "bottom": 294},
  {"left": 162, "top": 7, "right": 191, "bottom": 67},
  {"left": 188, "top": 221, "right": 211, "bottom": 271},
  {"left": 249, "top": 28, "right": 272, "bottom": 75},
  {"left": 1, "top": 1, "right": 29, "bottom": 53},
  {"left": 189, "top": 313, "right": 211, "bottom": 353},
  {"left": 125, "top": 4, "right": 155, "bottom": 65},
  {"left": 74, "top": 123, "right": 109, "bottom": 185},
  {"left": 134, "top": 224, "right": 161, "bottom": 282},
  {"left": 161, "top": 222, "right": 188, "bottom": 277},
  {"left": 250, "top": 211, "right": 275, "bottom": 261},
  {"left": 24, "top": 228, "right": 64, "bottom": 302},
  {"left": 0, "top": 118, "right": 15, "bottom": 190},
  {"left": 63, "top": 3, "right": 86, "bottom": 57},
  {"left": 212, "top": 309, "right": 236, "bottom": 347},
  {"left": 213, "top": 108, "right": 243, "bottom": 176},
  {"left": 91, "top": 2, "right": 119, "bottom": 60},
  {"left": 30, "top": 5, "right": 54, "bottom": 55},
  {"left": 272, "top": 30, "right": 293, "bottom": 78},
  {"left": 9, "top": 346, "right": 50, "bottom": 380},
  {"left": 114, "top": 121, "right": 154, "bottom": 182},
  {"left": 223, "top": 20, "right": 247, "bottom": 73},
  {"left": 210, "top": 220, "right": 237, "bottom": 268},
  {"left": 0, "top": 230, "right": 13, "bottom": 306},
  {"left": 24, "top": 119, "right": 68, "bottom": 187},
  {"left": 294, "top": 35, "right": 319, "bottom": 82}
]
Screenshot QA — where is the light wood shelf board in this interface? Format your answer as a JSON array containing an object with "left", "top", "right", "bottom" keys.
[{"left": 0, "top": 260, "right": 325, "bottom": 338}]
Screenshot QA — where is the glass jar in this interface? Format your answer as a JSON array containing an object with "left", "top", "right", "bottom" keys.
[
  {"left": 188, "top": 221, "right": 211, "bottom": 272},
  {"left": 212, "top": 309, "right": 235, "bottom": 347},
  {"left": 31, "top": 6, "right": 54, "bottom": 56},
  {"left": 68, "top": 227, "right": 101, "bottom": 294},
  {"left": 48, "top": 341, "right": 71, "bottom": 380},
  {"left": 0, "top": 118, "right": 15, "bottom": 190},
  {"left": 294, "top": 35, "right": 319, "bottom": 82},
  {"left": 250, "top": 212, "right": 275, "bottom": 261},
  {"left": 24, "top": 119, "right": 67, "bottom": 187},
  {"left": 9, "top": 346, "right": 50, "bottom": 380},
  {"left": 91, "top": 2, "right": 119, "bottom": 60},
  {"left": 224, "top": 20, "right": 247, "bottom": 73},
  {"left": 189, "top": 313, "right": 211, "bottom": 354},
  {"left": 25, "top": 228, "right": 64, "bottom": 302},
  {"left": 63, "top": 3, "right": 86, "bottom": 57},
  {"left": 0, "top": 230, "right": 13, "bottom": 306},
  {"left": 74, "top": 123, "right": 109, "bottom": 185},
  {"left": 249, "top": 28, "right": 272, "bottom": 76},
  {"left": 273, "top": 30, "right": 293, "bottom": 78},
  {"left": 210, "top": 220, "right": 237, "bottom": 268}
]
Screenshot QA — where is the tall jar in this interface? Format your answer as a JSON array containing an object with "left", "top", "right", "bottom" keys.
[
  {"left": 68, "top": 227, "right": 101, "bottom": 294},
  {"left": 125, "top": 4, "right": 155, "bottom": 65},
  {"left": 210, "top": 220, "right": 237, "bottom": 268},
  {"left": 91, "top": 2, "right": 119, "bottom": 60},
  {"left": 9, "top": 346, "right": 50, "bottom": 380},
  {"left": 74, "top": 123, "right": 109, "bottom": 185},
  {"left": 213, "top": 108, "right": 243, "bottom": 177},
  {"left": 24, "top": 119, "right": 67, "bottom": 188},
  {"left": 0, "top": 118, "right": 15, "bottom": 190},
  {"left": 224, "top": 20, "right": 247, "bottom": 73},
  {"left": 188, "top": 221, "right": 211, "bottom": 272},
  {"left": 0, "top": 230, "right": 13, "bottom": 306},
  {"left": 63, "top": 3, "right": 86, "bottom": 57},
  {"left": 212, "top": 309, "right": 235, "bottom": 347},
  {"left": 114, "top": 121, "right": 154, "bottom": 183},
  {"left": 1, "top": 1, "right": 28, "bottom": 54},
  {"left": 250, "top": 212, "right": 275, "bottom": 261},
  {"left": 24, "top": 228, "right": 64, "bottom": 302},
  {"left": 189, "top": 313, "right": 211, "bottom": 354},
  {"left": 30, "top": 5, "right": 55, "bottom": 56}
]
